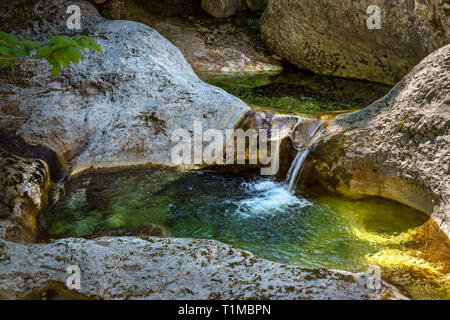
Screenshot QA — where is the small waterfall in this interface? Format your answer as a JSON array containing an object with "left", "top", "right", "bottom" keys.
[
  {"left": 285, "top": 149, "right": 309, "bottom": 191},
  {"left": 284, "top": 121, "right": 325, "bottom": 191}
]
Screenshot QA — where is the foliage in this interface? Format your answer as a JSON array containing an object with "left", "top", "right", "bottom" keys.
[
  {"left": 228, "top": 87, "right": 353, "bottom": 112},
  {"left": 0, "top": 32, "right": 102, "bottom": 76},
  {"left": 227, "top": 25, "right": 237, "bottom": 35},
  {"left": 247, "top": 18, "right": 260, "bottom": 33}
]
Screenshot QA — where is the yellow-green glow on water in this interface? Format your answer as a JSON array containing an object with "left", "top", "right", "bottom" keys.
[{"left": 39, "top": 168, "right": 450, "bottom": 299}]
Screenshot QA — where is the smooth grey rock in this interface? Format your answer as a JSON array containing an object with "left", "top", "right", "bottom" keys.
[
  {"left": 0, "top": 237, "right": 407, "bottom": 300},
  {"left": 260, "top": 0, "right": 450, "bottom": 84},
  {"left": 0, "top": 0, "right": 249, "bottom": 176}
]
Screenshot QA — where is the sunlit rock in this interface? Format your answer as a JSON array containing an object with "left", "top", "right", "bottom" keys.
[{"left": 0, "top": 237, "right": 406, "bottom": 300}]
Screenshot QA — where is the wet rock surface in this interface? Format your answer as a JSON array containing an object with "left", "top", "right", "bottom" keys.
[
  {"left": 233, "top": 110, "right": 322, "bottom": 177},
  {"left": 305, "top": 44, "right": 450, "bottom": 237},
  {"left": 0, "top": 150, "right": 49, "bottom": 243},
  {"left": 260, "top": 0, "right": 450, "bottom": 84},
  {"left": 0, "top": 236, "right": 406, "bottom": 300}
]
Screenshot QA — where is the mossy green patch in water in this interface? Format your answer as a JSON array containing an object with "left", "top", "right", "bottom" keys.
[
  {"left": 198, "top": 68, "right": 392, "bottom": 114},
  {"left": 39, "top": 168, "right": 185, "bottom": 240}
]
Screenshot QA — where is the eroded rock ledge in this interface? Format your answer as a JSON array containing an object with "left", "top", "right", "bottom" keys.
[
  {"left": 304, "top": 44, "right": 450, "bottom": 237},
  {"left": 0, "top": 236, "right": 406, "bottom": 300}
]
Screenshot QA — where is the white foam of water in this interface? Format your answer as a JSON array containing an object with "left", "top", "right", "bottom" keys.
[{"left": 233, "top": 179, "right": 311, "bottom": 219}]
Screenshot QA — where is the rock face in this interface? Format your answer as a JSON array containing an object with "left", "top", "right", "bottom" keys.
[
  {"left": 201, "top": 0, "right": 237, "bottom": 18},
  {"left": 11, "top": 0, "right": 104, "bottom": 41},
  {"left": 304, "top": 44, "right": 450, "bottom": 237},
  {"left": 260, "top": 0, "right": 450, "bottom": 84},
  {"left": 0, "top": 0, "right": 249, "bottom": 177},
  {"left": 0, "top": 236, "right": 406, "bottom": 300},
  {"left": 0, "top": 150, "right": 49, "bottom": 243}
]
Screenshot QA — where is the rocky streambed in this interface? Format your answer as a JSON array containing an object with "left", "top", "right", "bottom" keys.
[{"left": 0, "top": 0, "right": 449, "bottom": 300}]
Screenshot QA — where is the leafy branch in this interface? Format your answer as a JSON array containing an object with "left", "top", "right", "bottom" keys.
[{"left": 0, "top": 31, "right": 102, "bottom": 76}]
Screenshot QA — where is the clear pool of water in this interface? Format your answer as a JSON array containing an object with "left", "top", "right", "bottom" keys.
[{"left": 39, "top": 168, "right": 450, "bottom": 299}]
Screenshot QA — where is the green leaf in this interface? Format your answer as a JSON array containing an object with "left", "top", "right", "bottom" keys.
[
  {"left": 46, "top": 56, "right": 61, "bottom": 76},
  {"left": 0, "top": 59, "right": 10, "bottom": 67},
  {"left": 0, "top": 31, "right": 19, "bottom": 45},
  {"left": 21, "top": 39, "right": 40, "bottom": 50},
  {"left": 50, "top": 64, "right": 61, "bottom": 76},
  {"left": 49, "top": 35, "right": 78, "bottom": 49},
  {"left": 0, "top": 45, "right": 13, "bottom": 57},
  {"left": 0, "top": 33, "right": 101, "bottom": 76},
  {"left": 10, "top": 45, "right": 28, "bottom": 57},
  {"left": 35, "top": 45, "right": 54, "bottom": 57},
  {"left": 64, "top": 46, "right": 83, "bottom": 64},
  {"left": 73, "top": 36, "right": 102, "bottom": 52},
  {"left": 92, "top": 42, "right": 102, "bottom": 53},
  {"left": 54, "top": 48, "right": 72, "bottom": 67}
]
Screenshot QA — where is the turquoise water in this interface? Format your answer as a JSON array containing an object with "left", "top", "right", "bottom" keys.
[{"left": 39, "top": 168, "right": 427, "bottom": 272}]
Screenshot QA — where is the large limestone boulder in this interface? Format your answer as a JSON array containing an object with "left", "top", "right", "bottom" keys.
[
  {"left": 0, "top": 0, "right": 249, "bottom": 177},
  {"left": 0, "top": 236, "right": 406, "bottom": 299},
  {"left": 260, "top": 0, "right": 450, "bottom": 84},
  {"left": 304, "top": 44, "right": 450, "bottom": 237}
]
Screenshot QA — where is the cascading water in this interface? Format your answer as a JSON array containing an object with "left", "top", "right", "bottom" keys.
[
  {"left": 285, "top": 149, "right": 310, "bottom": 191},
  {"left": 284, "top": 121, "right": 325, "bottom": 191}
]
